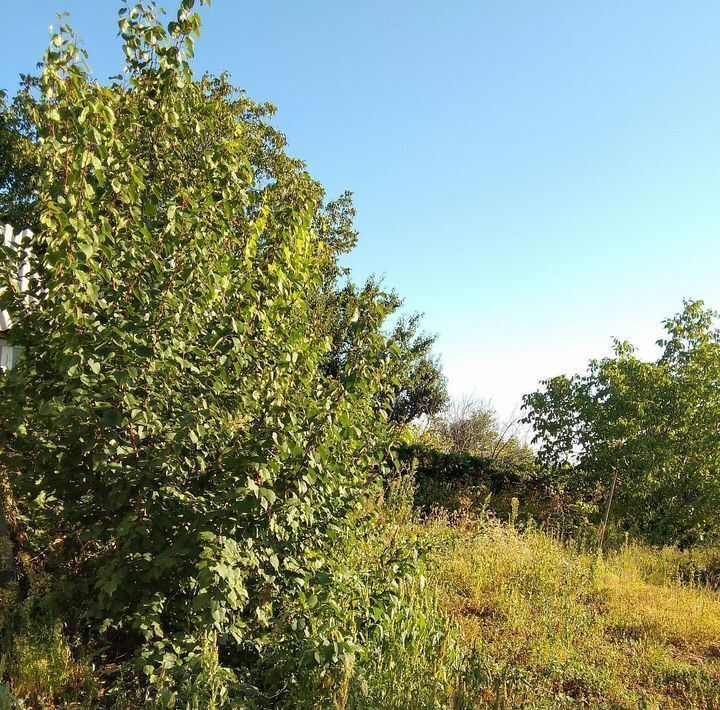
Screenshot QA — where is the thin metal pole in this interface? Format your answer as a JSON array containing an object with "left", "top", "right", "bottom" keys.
[{"left": 598, "top": 468, "right": 619, "bottom": 552}]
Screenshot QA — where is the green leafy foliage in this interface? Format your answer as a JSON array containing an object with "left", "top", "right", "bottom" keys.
[
  {"left": 0, "top": 1, "right": 421, "bottom": 702},
  {"left": 319, "top": 278, "right": 447, "bottom": 424},
  {"left": 427, "top": 396, "right": 534, "bottom": 465},
  {"left": 0, "top": 82, "right": 40, "bottom": 229},
  {"left": 524, "top": 300, "right": 720, "bottom": 546}
]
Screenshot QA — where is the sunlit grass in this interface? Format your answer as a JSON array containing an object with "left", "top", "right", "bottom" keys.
[{"left": 431, "top": 516, "right": 720, "bottom": 708}]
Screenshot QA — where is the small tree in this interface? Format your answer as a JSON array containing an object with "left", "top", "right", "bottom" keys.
[
  {"left": 0, "top": 1, "right": 412, "bottom": 700},
  {"left": 524, "top": 300, "right": 720, "bottom": 546},
  {"left": 429, "top": 396, "right": 533, "bottom": 465}
]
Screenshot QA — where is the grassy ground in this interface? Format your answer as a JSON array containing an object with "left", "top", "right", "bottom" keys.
[
  {"left": 2, "top": 488, "right": 720, "bottom": 708},
  {"left": 432, "top": 515, "right": 720, "bottom": 708}
]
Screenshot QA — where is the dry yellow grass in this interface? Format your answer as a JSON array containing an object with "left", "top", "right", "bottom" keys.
[
  {"left": 430, "top": 518, "right": 720, "bottom": 708},
  {"left": 599, "top": 562, "right": 720, "bottom": 655}
]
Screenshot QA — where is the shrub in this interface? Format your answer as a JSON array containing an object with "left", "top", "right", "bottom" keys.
[{"left": 0, "top": 2, "right": 410, "bottom": 702}]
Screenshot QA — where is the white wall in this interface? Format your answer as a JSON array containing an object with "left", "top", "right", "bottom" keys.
[{"left": 1, "top": 224, "right": 33, "bottom": 371}]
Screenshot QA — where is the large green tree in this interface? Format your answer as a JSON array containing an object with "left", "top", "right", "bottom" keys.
[
  {"left": 0, "top": 2, "right": 426, "bottom": 702},
  {"left": 524, "top": 300, "right": 720, "bottom": 546},
  {"left": 0, "top": 70, "right": 446, "bottom": 433}
]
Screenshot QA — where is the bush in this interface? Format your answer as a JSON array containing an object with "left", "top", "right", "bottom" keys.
[{"left": 0, "top": 2, "right": 413, "bottom": 702}]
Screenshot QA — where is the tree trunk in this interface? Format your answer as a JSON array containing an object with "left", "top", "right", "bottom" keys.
[{"left": 0, "top": 474, "right": 18, "bottom": 586}]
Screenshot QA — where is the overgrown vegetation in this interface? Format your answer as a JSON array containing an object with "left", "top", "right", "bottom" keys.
[
  {"left": 525, "top": 299, "right": 720, "bottom": 547},
  {"left": 0, "top": 1, "right": 442, "bottom": 705},
  {"left": 3, "top": 481, "right": 720, "bottom": 708},
  {"left": 1, "top": 2, "right": 718, "bottom": 708}
]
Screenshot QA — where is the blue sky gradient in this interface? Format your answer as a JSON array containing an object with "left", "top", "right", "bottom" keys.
[{"left": 2, "top": 1, "right": 719, "bottom": 417}]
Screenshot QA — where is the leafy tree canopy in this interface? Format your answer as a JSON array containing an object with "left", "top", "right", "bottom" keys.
[
  {"left": 0, "top": 1, "right": 440, "bottom": 702},
  {"left": 524, "top": 300, "right": 720, "bottom": 546},
  {"left": 319, "top": 277, "right": 447, "bottom": 425},
  {"left": 0, "top": 24, "right": 446, "bottom": 429}
]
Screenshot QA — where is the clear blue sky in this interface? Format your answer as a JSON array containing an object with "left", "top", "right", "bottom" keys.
[{"left": 3, "top": 2, "right": 720, "bottom": 418}]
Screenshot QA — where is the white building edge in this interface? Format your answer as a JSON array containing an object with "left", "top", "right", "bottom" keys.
[{"left": 1, "top": 224, "right": 32, "bottom": 370}]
